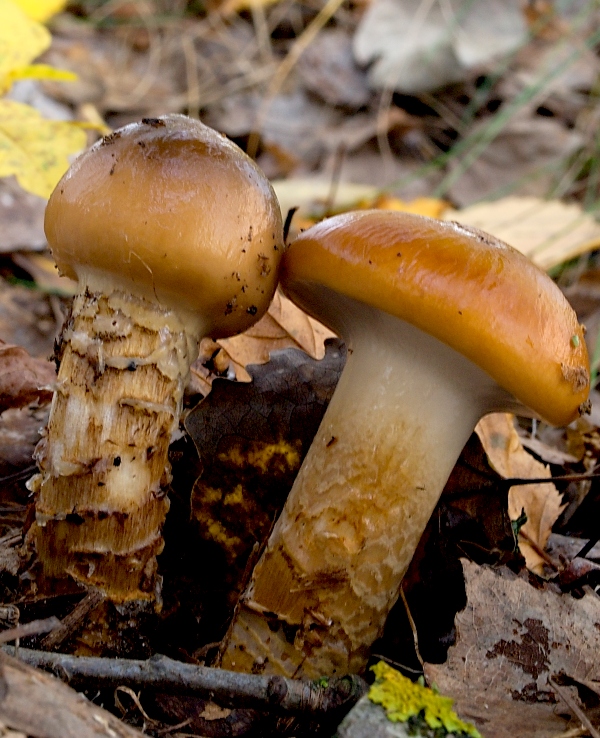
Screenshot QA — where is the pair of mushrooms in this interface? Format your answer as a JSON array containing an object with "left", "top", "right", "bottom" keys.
[{"left": 32, "top": 115, "right": 590, "bottom": 678}]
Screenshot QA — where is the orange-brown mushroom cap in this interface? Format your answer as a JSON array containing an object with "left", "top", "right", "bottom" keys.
[
  {"left": 282, "top": 210, "right": 589, "bottom": 427},
  {"left": 45, "top": 115, "right": 284, "bottom": 338}
]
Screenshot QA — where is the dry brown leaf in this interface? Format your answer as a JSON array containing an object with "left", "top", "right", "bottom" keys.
[
  {"left": 498, "top": 38, "right": 600, "bottom": 121},
  {"left": 0, "top": 722, "right": 26, "bottom": 738},
  {"left": 217, "top": 291, "right": 336, "bottom": 382},
  {"left": 445, "top": 196, "right": 600, "bottom": 270},
  {"left": 205, "top": 89, "right": 343, "bottom": 175},
  {"left": 188, "top": 364, "right": 213, "bottom": 397},
  {"left": 268, "top": 290, "right": 336, "bottom": 360},
  {"left": 424, "top": 560, "right": 600, "bottom": 738},
  {"left": 476, "top": 413, "right": 565, "bottom": 575},
  {"left": 42, "top": 31, "right": 182, "bottom": 116}
]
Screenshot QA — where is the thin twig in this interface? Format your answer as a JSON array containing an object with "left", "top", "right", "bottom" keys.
[
  {"left": 576, "top": 536, "right": 600, "bottom": 560},
  {"left": 192, "top": 640, "right": 221, "bottom": 664},
  {"left": 582, "top": 585, "right": 600, "bottom": 600},
  {"left": 41, "top": 590, "right": 105, "bottom": 650},
  {"left": 398, "top": 586, "right": 424, "bottom": 670},
  {"left": 4, "top": 647, "right": 367, "bottom": 717},
  {"left": 0, "top": 467, "right": 36, "bottom": 485},
  {"left": 324, "top": 144, "right": 347, "bottom": 218},
  {"left": 115, "top": 685, "right": 158, "bottom": 724},
  {"left": 155, "top": 717, "right": 193, "bottom": 734},
  {"left": 251, "top": 2, "right": 273, "bottom": 65},
  {"left": 549, "top": 677, "right": 600, "bottom": 738},
  {"left": 518, "top": 529, "right": 561, "bottom": 572},
  {"left": 375, "top": 0, "right": 437, "bottom": 176},
  {"left": 549, "top": 728, "right": 588, "bottom": 738},
  {"left": 0, "top": 617, "right": 61, "bottom": 644},
  {"left": 369, "top": 654, "right": 422, "bottom": 675},
  {"left": 181, "top": 31, "right": 201, "bottom": 116}
]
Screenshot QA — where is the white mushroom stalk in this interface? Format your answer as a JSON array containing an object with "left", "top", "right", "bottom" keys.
[
  {"left": 28, "top": 115, "right": 284, "bottom": 601},
  {"left": 220, "top": 209, "right": 589, "bottom": 677}
]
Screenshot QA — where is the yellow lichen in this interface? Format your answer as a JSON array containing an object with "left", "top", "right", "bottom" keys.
[
  {"left": 196, "top": 485, "right": 223, "bottom": 504},
  {"left": 218, "top": 439, "right": 300, "bottom": 474},
  {"left": 369, "top": 662, "right": 481, "bottom": 737},
  {"left": 206, "top": 519, "right": 242, "bottom": 551},
  {"left": 224, "top": 484, "right": 244, "bottom": 506}
]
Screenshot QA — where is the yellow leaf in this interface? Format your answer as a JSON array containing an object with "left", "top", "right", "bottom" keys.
[
  {"left": 271, "top": 179, "right": 450, "bottom": 235},
  {"left": 358, "top": 194, "right": 449, "bottom": 219},
  {"left": 5, "top": 62, "right": 77, "bottom": 86},
  {"left": 0, "top": 99, "right": 86, "bottom": 198},
  {"left": 78, "top": 103, "right": 112, "bottom": 136},
  {"left": 272, "top": 179, "right": 378, "bottom": 223},
  {"left": 0, "top": 0, "right": 50, "bottom": 86},
  {"left": 10, "top": 0, "right": 66, "bottom": 22}
]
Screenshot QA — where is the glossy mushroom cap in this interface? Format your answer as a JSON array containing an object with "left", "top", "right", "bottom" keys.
[
  {"left": 283, "top": 210, "right": 589, "bottom": 426},
  {"left": 45, "top": 115, "right": 284, "bottom": 338}
]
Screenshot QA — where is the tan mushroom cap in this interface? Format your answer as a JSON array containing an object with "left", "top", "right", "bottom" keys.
[
  {"left": 283, "top": 210, "right": 589, "bottom": 427},
  {"left": 45, "top": 115, "right": 284, "bottom": 338}
]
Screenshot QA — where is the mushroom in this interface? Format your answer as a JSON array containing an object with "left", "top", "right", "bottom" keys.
[
  {"left": 220, "top": 209, "right": 590, "bottom": 677},
  {"left": 29, "top": 115, "right": 284, "bottom": 601}
]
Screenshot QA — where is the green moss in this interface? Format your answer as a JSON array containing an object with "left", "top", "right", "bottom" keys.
[{"left": 368, "top": 662, "right": 481, "bottom": 738}]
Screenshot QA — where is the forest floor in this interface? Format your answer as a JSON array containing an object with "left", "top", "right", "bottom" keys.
[{"left": 1, "top": 1, "right": 600, "bottom": 737}]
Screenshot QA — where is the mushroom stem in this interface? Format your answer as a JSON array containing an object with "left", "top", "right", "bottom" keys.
[
  {"left": 29, "top": 286, "right": 203, "bottom": 600},
  {"left": 221, "top": 293, "right": 514, "bottom": 677}
]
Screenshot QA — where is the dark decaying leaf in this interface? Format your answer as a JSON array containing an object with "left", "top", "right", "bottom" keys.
[{"left": 184, "top": 339, "right": 345, "bottom": 600}]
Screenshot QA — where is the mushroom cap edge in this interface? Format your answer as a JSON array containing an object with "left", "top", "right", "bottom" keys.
[{"left": 282, "top": 209, "right": 589, "bottom": 427}]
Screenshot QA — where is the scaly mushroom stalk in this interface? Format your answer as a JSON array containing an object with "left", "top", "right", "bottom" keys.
[
  {"left": 220, "top": 210, "right": 589, "bottom": 677},
  {"left": 31, "top": 289, "right": 201, "bottom": 597},
  {"left": 28, "top": 115, "right": 284, "bottom": 601}
]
